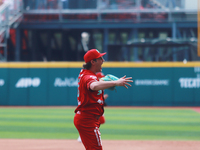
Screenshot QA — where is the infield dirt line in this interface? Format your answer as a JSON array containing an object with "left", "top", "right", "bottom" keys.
[{"left": 1, "top": 139, "right": 200, "bottom": 150}]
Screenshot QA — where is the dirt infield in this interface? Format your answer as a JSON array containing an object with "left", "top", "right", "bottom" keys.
[
  {"left": 1, "top": 139, "right": 200, "bottom": 150},
  {"left": 193, "top": 108, "right": 200, "bottom": 113}
]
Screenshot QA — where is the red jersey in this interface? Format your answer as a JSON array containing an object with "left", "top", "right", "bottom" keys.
[{"left": 75, "top": 69, "right": 104, "bottom": 116}]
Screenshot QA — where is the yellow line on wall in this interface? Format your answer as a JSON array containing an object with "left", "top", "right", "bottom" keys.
[
  {"left": 0, "top": 62, "right": 83, "bottom": 68},
  {"left": 0, "top": 62, "right": 200, "bottom": 68},
  {"left": 103, "top": 62, "right": 200, "bottom": 67}
]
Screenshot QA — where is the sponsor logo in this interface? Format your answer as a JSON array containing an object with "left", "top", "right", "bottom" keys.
[
  {"left": 0, "top": 79, "right": 5, "bottom": 86},
  {"left": 179, "top": 67, "right": 200, "bottom": 88},
  {"left": 54, "top": 77, "right": 78, "bottom": 87},
  {"left": 179, "top": 78, "right": 200, "bottom": 88},
  {"left": 135, "top": 79, "right": 169, "bottom": 86},
  {"left": 90, "top": 75, "right": 97, "bottom": 80},
  {"left": 15, "top": 77, "right": 41, "bottom": 88},
  {"left": 194, "top": 67, "right": 200, "bottom": 73}
]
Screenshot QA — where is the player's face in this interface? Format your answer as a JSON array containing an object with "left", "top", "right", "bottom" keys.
[{"left": 95, "top": 57, "right": 104, "bottom": 72}]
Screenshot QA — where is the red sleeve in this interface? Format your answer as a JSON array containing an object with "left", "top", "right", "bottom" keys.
[{"left": 84, "top": 75, "right": 98, "bottom": 91}]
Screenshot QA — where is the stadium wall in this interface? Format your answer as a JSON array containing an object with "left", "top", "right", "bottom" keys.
[{"left": 0, "top": 62, "right": 200, "bottom": 106}]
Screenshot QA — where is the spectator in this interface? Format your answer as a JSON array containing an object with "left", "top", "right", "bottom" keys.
[
  {"left": 165, "top": 0, "right": 179, "bottom": 10},
  {"left": 47, "top": 0, "right": 58, "bottom": 9},
  {"left": 99, "top": 0, "right": 108, "bottom": 9},
  {"left": 62, "top": 0, "right": 68, "bottom": 9},
  {"left": 38, "top": 0, "right": 47, "bottom": 9},
  {"left": 24, "top": 0, "right": 38, "bottom": 10},
  {"left": 110, "top": 0, "right": 118, "bottom": 9}
]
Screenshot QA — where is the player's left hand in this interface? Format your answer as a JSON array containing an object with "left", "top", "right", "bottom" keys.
[{"left": 115, "top": 75, "right": 133, "bottom": 89}]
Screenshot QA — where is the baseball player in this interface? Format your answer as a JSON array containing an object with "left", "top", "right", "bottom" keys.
[
  {"left": 74, "top": 49, "right": 133, "bottom": 150},
  {"left": 77, "top": 72, "right": 108, "bottom": 142},
  {"left": 77, "top": 72, "right": 107, "bottom": 143}
]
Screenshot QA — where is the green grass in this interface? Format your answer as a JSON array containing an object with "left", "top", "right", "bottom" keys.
[{"left": 0, "top": 107, "right": 199, "bottom": 140}]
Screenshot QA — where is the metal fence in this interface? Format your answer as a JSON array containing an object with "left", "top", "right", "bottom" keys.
[
  {"left": 0, "top": 0, "right": 23, "bottom": 61},
  {"left": 0, "top": 0, "right": 23, "bottom": 40},
  {"left": 0, "top": 3, "right": 9, "bottom": 45},
  {"left": 0, "top": 3, "right": 9, "bottom": 61},
  {"left": 23, "top": 0, "right": 197, "bottom": 10},
  {"left": 22, "top": 0, "right": 197, "bottom": 22}
]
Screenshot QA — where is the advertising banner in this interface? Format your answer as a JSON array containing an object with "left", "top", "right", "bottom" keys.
[
  {"left": 0, "top": 62, "right": 200, "bottom": 106},
  {"left": 0, "top": 68, "right": 8, "bottom": 105}
]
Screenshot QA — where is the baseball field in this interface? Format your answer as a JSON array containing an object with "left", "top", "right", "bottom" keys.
[{"left": 0, "top": 106, "right": 200, "bottom": 150}]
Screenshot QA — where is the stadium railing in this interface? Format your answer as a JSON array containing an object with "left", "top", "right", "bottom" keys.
[
  {"left": 22, "top": 0, "right": 197, "bottom": 23},
  {"left": 0, "top": 3, "right": 9, "bottom": 61},
  {"left": 0, "top": 0, "right": 23, "bottom": 61}
]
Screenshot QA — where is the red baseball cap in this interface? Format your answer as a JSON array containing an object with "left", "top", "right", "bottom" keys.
[{"left": 84, "top": 49, "right": 106, "bottom": 63}]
